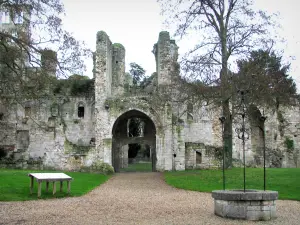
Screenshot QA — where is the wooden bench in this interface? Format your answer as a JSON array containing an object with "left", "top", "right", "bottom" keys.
[{"left": 28, "top": 173, "right": 73, "bottom": 198}]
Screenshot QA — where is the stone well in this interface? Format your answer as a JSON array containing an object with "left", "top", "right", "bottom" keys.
[{"left": 212, "top": 190, "right": 278, "bottom": 221}]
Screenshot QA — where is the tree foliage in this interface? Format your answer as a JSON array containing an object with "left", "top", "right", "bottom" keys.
[
  {"left": 53, "top": 75, "right": 94, "bottom": 96},
  {"left": 129, "top": 62, "right": 146, "bottom": 86},
  {"left": 234, "top": 50, "right": 297, "bottom": 109}
]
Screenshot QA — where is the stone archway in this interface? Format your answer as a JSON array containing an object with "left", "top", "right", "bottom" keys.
[{"left": 111, "top": 110, "right": 156, "bottom": 172}]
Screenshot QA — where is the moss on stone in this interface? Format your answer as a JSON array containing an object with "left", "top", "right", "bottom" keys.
[
  {"left": 285, "top": 137, "right": 294, "bottom": 152},
  {"left": 112, "top": 43, "right": 125, "bottom": 50},
  {"left": 103, "top": 138, "right": 112, "bottom": 147},
  {"left": 64, "top": 139, "right": 92, "bottom": 154},
  {"left": 176, "top": 125, "right": 182, "bottom": 134},
  {"left": 96, "top": 30, "right": 107, "bottom": 38}
]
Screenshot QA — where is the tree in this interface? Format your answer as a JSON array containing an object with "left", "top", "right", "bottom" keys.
[
  {"left": 158, "top": 0, "right": 277, "bottom": 167},
  {"left": 0, "top": 0, "right": 90, "bottom": 102},
  {"left": 129, "top": 62, "right": 146, "bottom": 86},
  {"left": 235, "top": 49, "right": 297, "bottom": 109}
]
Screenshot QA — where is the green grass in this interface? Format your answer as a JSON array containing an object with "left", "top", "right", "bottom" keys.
[
  {"left": 164, "top": 168, "right": 300, "bottom": 200},
  {"left": 120, "top": 162, "right": 152, "bottom": 172},
  {"left": 0, "top": 169, "right": 111, "bottom": 201}
]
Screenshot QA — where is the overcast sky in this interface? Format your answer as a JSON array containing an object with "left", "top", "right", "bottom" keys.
[{"left": 62, "top": 0, "right": 300, "bottom": 89}]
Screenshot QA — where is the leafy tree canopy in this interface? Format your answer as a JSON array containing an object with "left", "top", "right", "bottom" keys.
[
  {"left": 129, "top": 62, "right": 146, "bottom": 86},
  {"left": 234, "top": 49, "right": 297, "bottom": 109}
]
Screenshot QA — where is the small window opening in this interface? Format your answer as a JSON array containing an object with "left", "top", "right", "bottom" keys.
[
  {"left": 187, "top": 102, "right": 193, "bottom": 121},
  {"left": 1, "top": 11, "right": 10, "bottom": 24},
  {"left": 116, "top": 61, "right": 118, "bottom": 64},
  {"left": 78, "top": 106, "right": 84, "bottom": 118},
  {"left": 14, "top": 11, "right": 23, "bottom": 24},
  {"left": 25, "top": 106, "right": 31, "bottom": 117},
  {"left": 0, "top": 112, "right": 3, "bottom": 120},
  {"left": 196, "top": 151, "right": 202, "bottom": 164}
]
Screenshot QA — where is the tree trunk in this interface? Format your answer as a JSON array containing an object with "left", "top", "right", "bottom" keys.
[
  {"left": 223, "top": 99, "right": 232, "bottom": 168},
  {"left": 220, "top": 25, "right": 232, "bottom": 168}
]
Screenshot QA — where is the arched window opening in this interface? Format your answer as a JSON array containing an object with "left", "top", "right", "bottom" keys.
[
  {"left": 187, "top": 102, "right": 193, "bottom": 121},
  {"left": 25, "top": 106, "right": 31, "bottom": 117},
  {"left": 78, "top": 103, "right": 85, "bottom": 118}
]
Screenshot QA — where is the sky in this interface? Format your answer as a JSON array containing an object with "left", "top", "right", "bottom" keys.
[{"left": 62, "top": 0, "right": 300, "bottom": 89}]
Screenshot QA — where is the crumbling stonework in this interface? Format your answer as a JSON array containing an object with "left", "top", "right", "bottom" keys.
[{"left": 1, "top": 30, "right": 300, "bottom": 171}]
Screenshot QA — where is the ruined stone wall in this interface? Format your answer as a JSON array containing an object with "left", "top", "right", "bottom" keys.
[
  {"left": 0, "top": 96, "right": 97, "bottom": 170},
  {"left": 94, "top": 31, "right": 117, "bottom": 164},
  {"left": 264, "top": 106, "right": 300, "bottom": 168},
  {"left": 2, "top": 29, "right": 300, "bottom": 172},
  {"left": 231, "top": 105, "right": 300, "bottom": 168},
  {"left": 112, "top": 44, "right": 125, "bottom": 96},
  {"left": 154, "top": 31, "right": 179, "bottom": 86}
]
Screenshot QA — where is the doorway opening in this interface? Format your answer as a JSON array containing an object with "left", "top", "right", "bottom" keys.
[{"left": 112, "top": 110, "right": 156, "bottom": 172}]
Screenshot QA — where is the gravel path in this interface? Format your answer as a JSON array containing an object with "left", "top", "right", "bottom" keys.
[{"left": 1, "top": 172, "right": 300, "bottom": 225}]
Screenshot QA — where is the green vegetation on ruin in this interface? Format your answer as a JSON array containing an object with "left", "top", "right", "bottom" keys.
[
  {"left": 64, "top": 139, "right": 92, "bottom": 154},
  {"left": 53, "top": 74, "right": 94, "bottom": 96},
  {"left": 0, "top": 169, "right": 110, "bottom": 201},
  {"left": 164, "top": 168, "right": 300, "bottom": 200},
  {"left": 112, "top": 43, "right": 125, "bottom": 50},
  {"left": 285, "top": 137, "right": 294, "bottom": 152}
]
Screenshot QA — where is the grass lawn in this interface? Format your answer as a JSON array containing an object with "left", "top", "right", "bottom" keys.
[
  {"left": 164, "top": 168, "right": 300, "bottom": 200},
  {"left": 120, "top": 162, "right": 152, "bottom": 172},
  {"left": 0, "top": 169, "right": 111, "bottom": 201}
]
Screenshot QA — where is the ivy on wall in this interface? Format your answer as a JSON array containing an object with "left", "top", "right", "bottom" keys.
[{"left": 285, "top": 137, "right": 294, "bottom": 152}]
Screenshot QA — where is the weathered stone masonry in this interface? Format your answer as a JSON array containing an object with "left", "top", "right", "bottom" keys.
[{"left": 1, "top": 30, "right": 300, "bottom": 171}]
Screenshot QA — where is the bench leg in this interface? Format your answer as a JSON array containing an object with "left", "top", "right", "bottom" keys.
[
  {"left": 60, "top": 181, "right": 63, "bottom": 192},
  {"left": 38, "top": 182, "right": 42, "bottom": 198},
  {"left": 53, "top": 182, "right": 56, "bottom": 195},
  {"left": 30, "top": 177, "right": 34, "bottom": 194},
  {"left": 67, "top": 181, "right": 71, "bottom": 194},
  {"left": 46, "top": 182, "right": 49, "bottom": 192}
]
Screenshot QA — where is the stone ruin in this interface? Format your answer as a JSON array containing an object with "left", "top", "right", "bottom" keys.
[{"left": 0, "top": 30, "right": 300, "bottom": 171}]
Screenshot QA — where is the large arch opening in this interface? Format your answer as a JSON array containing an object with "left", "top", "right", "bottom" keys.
[{"left": 112, "top": 110, "right": 156, "bottom": 172}]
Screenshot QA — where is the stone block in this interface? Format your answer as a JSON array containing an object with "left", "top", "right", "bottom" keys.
[
  {"left": 226, "top": 205, "right": 246, "bottom": 219},
  {"left": 214, "top": 200, "right": 226, "bottom": 217},
  {"left": 246, "top": 210, "right": 260, "bottom": 220},
  {"left": 212, "top": 191, "right": 226, "bottom": 200},
  {"left": 247, "top": 206, "right": 261, "bottom": 211},
  {"left": 240, "top": 192, "right": 263, "bottom": 200},
  {"left": 261, "top": 211, "right": 271, "bottom": 221},
  {"left": 247, "top": 210, "right": 271, "bottom": 221},
  {"left": 262, "top": 200, "right": 273, "bottom": 206},
  {"left": 250, "top": 201, "right": 261, "bottom": 206},
  {"left": 223, "top": 192, "right": 241, "bottom": 200},
  {"left": 270, "top": 205, "right": 277, "bottom": 219},
  {"left": 262, "top": 191, "right": 278, "bottom": 200},
  {"left": 261, "top": 205, "right": 271, "bottom": 211}
]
